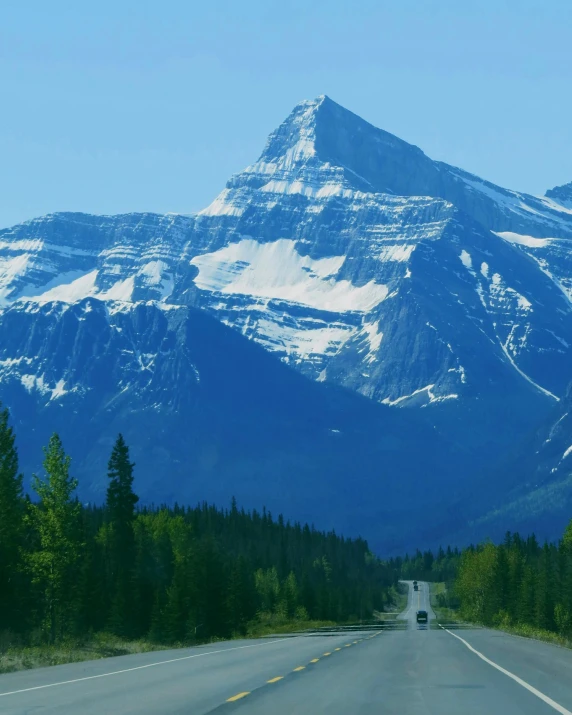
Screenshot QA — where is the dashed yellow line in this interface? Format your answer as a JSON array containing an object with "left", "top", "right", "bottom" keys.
[
  {"left": 227, "top": 692, "right": 250, "bottom": 702},
  {"left": 226, "top": 636, "right": 373, "bottom": 706}
]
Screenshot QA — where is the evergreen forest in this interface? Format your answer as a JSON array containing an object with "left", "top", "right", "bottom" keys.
[
  {"left": 0, "top": 405, "right": 397, "bottom": 648},
  {"left": 395, "top": 527, "right": 572, "bottom": 640}
]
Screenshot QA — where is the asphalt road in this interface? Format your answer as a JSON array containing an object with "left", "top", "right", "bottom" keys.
[{"left": 2, "top": 581, "right": 572, "bottom": 714}]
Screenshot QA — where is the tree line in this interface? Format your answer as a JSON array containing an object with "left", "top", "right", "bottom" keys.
[
  {"left": 455, "top": 527, "right": 572, "bottom": 635},
  {"left": 392, "top": 546, "right": 461, "bottom": 584},
  {"left": 394, "top": 523, "right": 572, "bottom": 638},
  {"left": 0, "top": 404, "right": 398, "bottom": 646}
]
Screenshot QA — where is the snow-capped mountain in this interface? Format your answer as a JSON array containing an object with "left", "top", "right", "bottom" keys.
[{"left": 1, "top": 94, "right": 571, "bottom": 547}]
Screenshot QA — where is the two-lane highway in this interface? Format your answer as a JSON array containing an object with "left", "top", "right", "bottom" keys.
[
  {"left": 2, "top": 582, "right": 572, "bottom": 714},
  {"left": 397, "top": 579, "right": 433, "bottom": 627}
]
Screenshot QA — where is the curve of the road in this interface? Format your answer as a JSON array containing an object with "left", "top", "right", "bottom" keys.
[{"left": 2, "top": 581, "right": 572, "bottom": 714}]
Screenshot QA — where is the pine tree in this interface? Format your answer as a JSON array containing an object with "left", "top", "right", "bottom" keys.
[
  {"left": 490, "top": 545, "right": 510, "bottom": 623},
  {"left": 0, "top": 404, "right": 25, "bottom": 632},
  {"left": 564, "top": 519, "right": 572, "bottom": 550},
  {"left": 226, "top": 557, "right": 252, "bottom": 634},
  {"left": 105, "top": 434, "right": 139, "bottom": 637},
  {"left": 25, "top": 434, "right": 82, "bottom": 643},
  {"left": 281, "top": 571, "right": 299, "bottom": 618},
  {"left": 535, "top": 544, "right": 556, "bottom": 631}
]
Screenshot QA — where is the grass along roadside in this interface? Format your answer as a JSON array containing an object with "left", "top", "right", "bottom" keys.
[
  {"left": 489, "top": 622, "right": 572, "bottom": 650},
  {"left": 245, "top": 617, "right": 337, "bottom": 638},
  {"left": 1, "top": 604, "right": 399, "bottom": 675},
  {"left": 0, "top": 617, "right": 345, "bottom": 675},
  {"left": 0, "top": 633, "right": 171, "bottom": 675},
  {"left": 429, "top": 581, "right": 462, "bottom": 624}
]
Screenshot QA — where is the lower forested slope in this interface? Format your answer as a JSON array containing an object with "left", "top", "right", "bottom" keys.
[{"left": 0, "top": 411, "right": 399, "bottom": 651}]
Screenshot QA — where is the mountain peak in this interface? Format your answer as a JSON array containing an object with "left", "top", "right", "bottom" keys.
[
  {"left": 225, "top": 94, "right": 419, "bottom": 195},
  {"left": 259, "top": 93, "right": 397, "bottom": 167},
  {"left": 212, "top": 96, "right": 572, "bottom": 238},
  {"left": 545, "top": 181, "right": 572, "bottom": 209},
  {"left": 255, "top": 94, "right": 328, "bottom": 165}
]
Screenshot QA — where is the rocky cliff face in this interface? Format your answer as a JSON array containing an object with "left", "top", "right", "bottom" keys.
[{"left": 1, "top": 95, "right": 571, "bottom": 548}]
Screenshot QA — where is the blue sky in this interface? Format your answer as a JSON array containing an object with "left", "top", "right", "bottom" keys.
[{"left": 1, "top": 0, "right": 571, "bottom": 228}]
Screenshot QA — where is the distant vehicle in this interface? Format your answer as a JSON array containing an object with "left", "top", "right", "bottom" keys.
[
  {"left": 416, "top": 610, "right": 428, "bottom": 624},
  {"left": 413, "top": 580, "right": 417, "bottom": 585},
  {"left": 413, "top": 584, "right": 418, "bottom": 591}
]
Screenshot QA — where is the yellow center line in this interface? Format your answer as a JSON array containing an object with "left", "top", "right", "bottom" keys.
[
  {"left": 334, "top": 647, "right": 341, "bottom": 651},
  {"left": 353, "top": 640, "right": 358, "bottom": 644},
  {"left": 323, "top": 652, "right": 331, "bottom": 656},
  {"left": 227, "top": 692, "right": 250, "bottom": 702},
  {"left": 310, "top": 658, "right": 319, "bottom": 663},
  {"left": 267, "top": 676, "right": 283, "bottom": 683},
  {"left": 293, "top": 666, "right": 305, "bottom": 672},
  {"left": 345, "top": 644, "right": 352, "bottom": 647}
]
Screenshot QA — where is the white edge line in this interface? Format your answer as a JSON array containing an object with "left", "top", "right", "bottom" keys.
[
  {"left": 442, "top": 627, "right": 572, "bottom": 715},
  {"left": 0, "top": 638, "right": 290, "bottom": 698}
]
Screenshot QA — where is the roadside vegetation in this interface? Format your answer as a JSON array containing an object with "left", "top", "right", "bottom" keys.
[
  {"left": 391, "top": 580, "right": 409, "bottom": 615},
  {"left": 0, "top": 633, "right": 169, "bottom": 675},
  {"left": 394, "top": 522, "right": 572, "bottom": 648},
  {"left": 0, "top": 403, "right": 400, "bottom": 673},
  {"left": 429, "top": 582, "right": 461, "bottom": 624}
]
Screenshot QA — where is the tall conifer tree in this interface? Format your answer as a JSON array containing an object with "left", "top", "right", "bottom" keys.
[
  {"left": 0, "top": 404, "right": 24, "bottom": 631},
  {"left": 26, "top": 434, "right": 82, "bottom": 642},
  {"left": 105, "top": 434, "right": 139, "bottom": 636}
]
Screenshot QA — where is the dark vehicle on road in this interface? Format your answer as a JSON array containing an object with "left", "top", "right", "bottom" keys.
[
  {"left": 416, "top": 610, "right": 428, "bottom": 624},
  {"left": 413, "top": 583, "right": 418, "bottom": 591}
]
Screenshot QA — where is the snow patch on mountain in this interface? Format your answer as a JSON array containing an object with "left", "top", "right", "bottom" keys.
[
  {"left": 460, "top": 250, "right": 473, "bottom": 271},
  {"left": 498, "top": 339, "right": 559, "bottom": 401},
  {"left": 250, "top": 318, "right": 353, "bottom": 361},
  {"left": 540, "top": 196, "right": 572, "bottom": 215},
  {"left": 20, "top": 374, "right": 68, "bottom": 400},
  {"left": 0, "top": 254, "right": 31, "bottom": 306},
  {"left": 495, "top": 231, "right": 552, "bottom": 248},
  {"left": 19, "top": 270, "right": 99, "bottom": 304},
  {"left": 137, "top": 261, "right": 174, "bottom": 300},
  {"left": 191, "top": 238, "right": 389, "bottom": 312},
  {"left": 14, "top": 260, "right": 174, "bottom": 306},
  {"left": 382, "top": 384, "right": 459, "bottom": 407},
  {"left": 198, "top": 189, "right": 247, "bottom": 217},
  {"left": 489, "top": 272, "right": 532, "bottom": 314},
  {"left": 361, "top": 321, "right": 383, "bottom": 364},
  {"left": 378, "top": 244, "right": 415, "bottom": 262}
]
